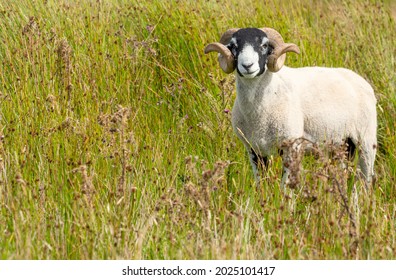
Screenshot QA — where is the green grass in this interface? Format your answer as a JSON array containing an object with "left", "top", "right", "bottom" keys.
[{"left": 0, "top": 0, "right": 395, "bottom": 259}]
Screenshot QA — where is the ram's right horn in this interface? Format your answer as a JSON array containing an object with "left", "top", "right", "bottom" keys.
[{"left": 204, "top": 28, "right": 239, "bottom": 74}]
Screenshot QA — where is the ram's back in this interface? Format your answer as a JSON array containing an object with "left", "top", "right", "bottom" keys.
[{"left": 279, "top": 66, "right": 376, "bottom": 143}]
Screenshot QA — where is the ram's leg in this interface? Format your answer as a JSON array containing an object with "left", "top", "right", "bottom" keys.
[
  {"left": 281, "top": 139, "right": 303, "bottom": 188},
  {"left": 248, "top": 148, "right": 268, "bottom": 205},
  {"left": 358, "top": 141, "right": 377, "bottom": 187},
  {"left": 248, "top": 148, "right": 268, "bottom": 184}
]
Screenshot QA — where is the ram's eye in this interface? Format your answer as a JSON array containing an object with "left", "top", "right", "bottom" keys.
[
  {"left": 227, "top": 43, "right": 237, "bottom": 56},
  {"left": 261, "top": 43, "right": 268, "bottom": 49}
]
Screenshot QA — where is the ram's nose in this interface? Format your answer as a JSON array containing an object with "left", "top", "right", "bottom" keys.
[{"left": 242, "top": 62, "right": 254, "bottom": 71}]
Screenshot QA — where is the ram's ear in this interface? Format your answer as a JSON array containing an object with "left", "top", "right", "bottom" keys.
[
  {"left": 204, "top": 28, "right": 239, "bottom": 73},
  {"left": 266, "top": 44, "right": 274, "bottom": 56}
]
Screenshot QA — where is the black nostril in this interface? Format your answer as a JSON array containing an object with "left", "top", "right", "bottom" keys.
[{"left": 242, "top": 63, "right": 254, "bottom": 70}]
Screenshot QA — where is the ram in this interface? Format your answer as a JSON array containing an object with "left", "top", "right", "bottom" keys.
[{"left": 205, "top": 27, "right": 377, "bottom": 187}]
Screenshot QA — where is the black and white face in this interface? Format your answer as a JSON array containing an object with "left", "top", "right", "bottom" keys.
[{"left": 227, "top": 28, "right": 273, "bottom": 79}]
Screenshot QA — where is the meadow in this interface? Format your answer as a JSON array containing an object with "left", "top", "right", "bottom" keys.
[{"left": 0, "top": 0, "right": 395, "bottom": 259}]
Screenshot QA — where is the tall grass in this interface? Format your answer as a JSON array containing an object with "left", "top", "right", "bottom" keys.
[{"left": 0, "top": 0, "right": 395, "bottom": 259}]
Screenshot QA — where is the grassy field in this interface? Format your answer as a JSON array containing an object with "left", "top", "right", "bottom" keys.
[{"left": 0, "top": 0, "right": 395, "bottom": 259}]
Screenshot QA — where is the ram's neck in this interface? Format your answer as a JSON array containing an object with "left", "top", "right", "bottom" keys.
[{"left": 235, "top": 70, "right": 277, "bottom": 105}]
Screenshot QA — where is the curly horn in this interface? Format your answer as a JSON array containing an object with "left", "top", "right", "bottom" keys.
[
  {"left": 261, "top": 28, "right": 300, "bottom": 72},
  {"left": 204, "top": 28, "right": 239, "bottom": 73}
]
